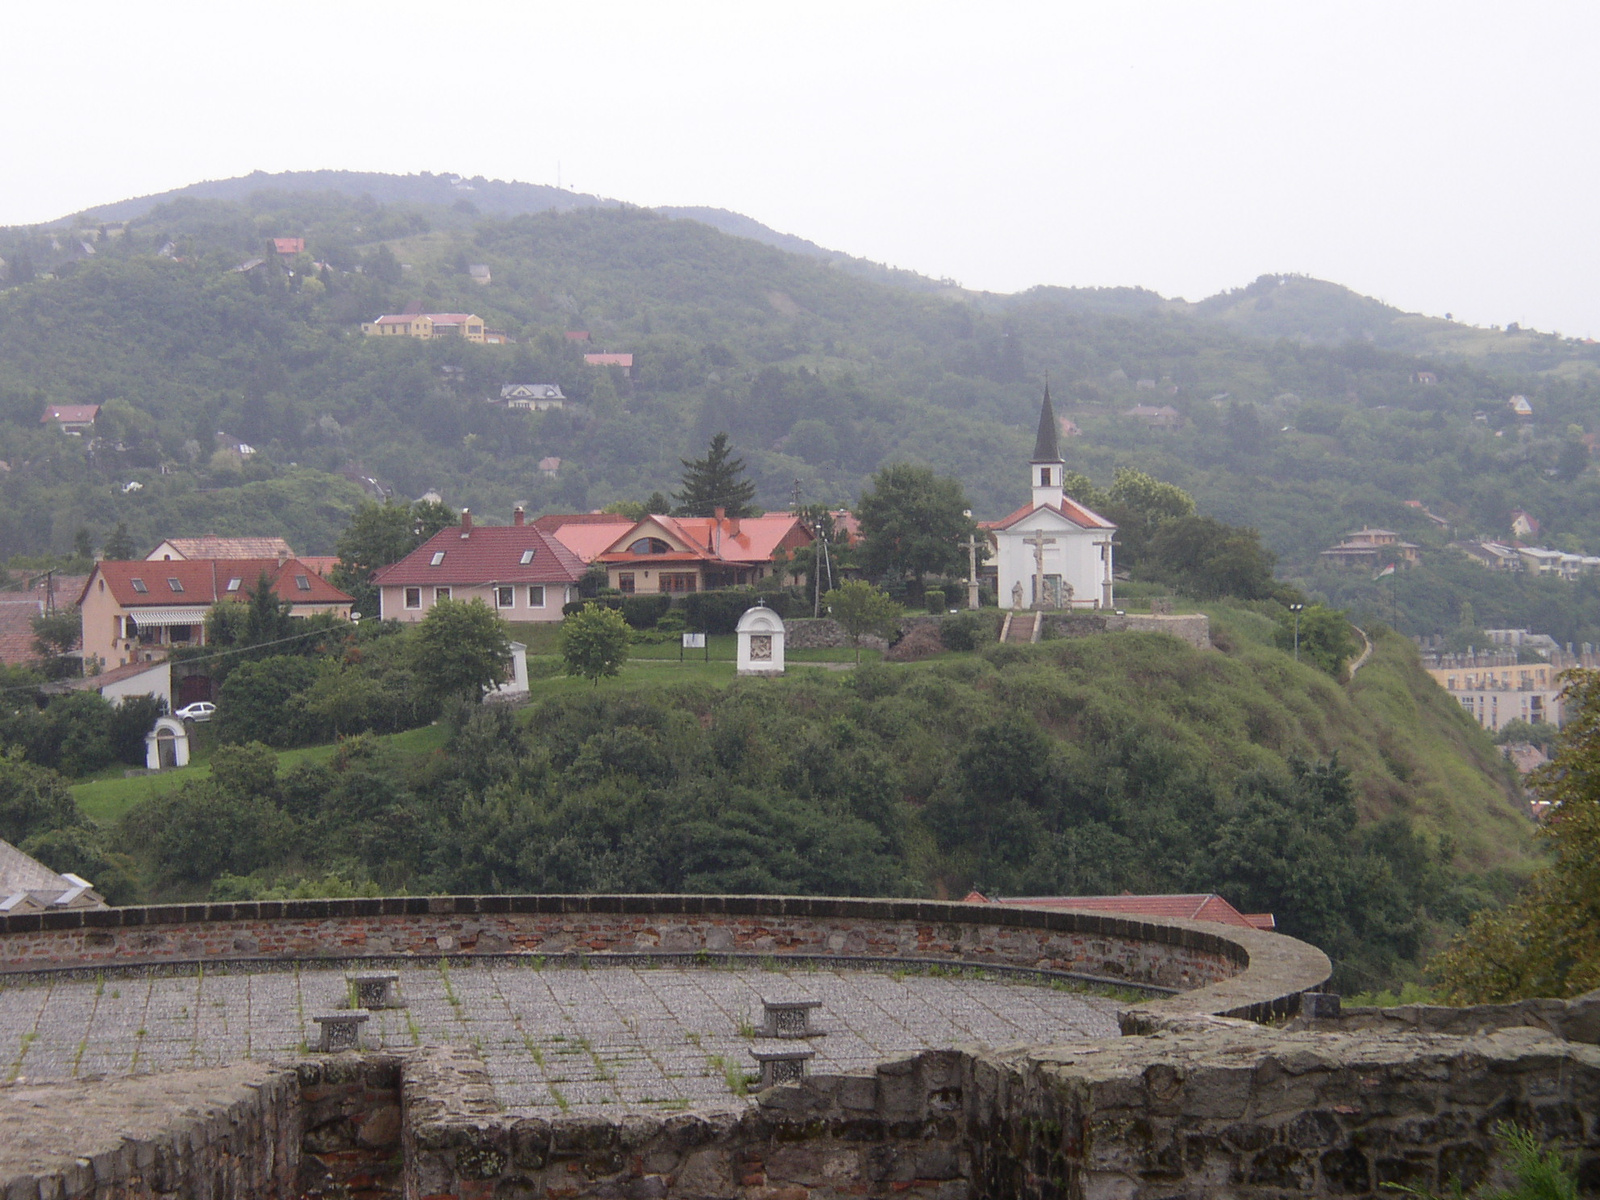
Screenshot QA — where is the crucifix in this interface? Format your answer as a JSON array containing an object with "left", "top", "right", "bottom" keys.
[{"left": 1023, "top": 529, "right": 1056, "bottom": 610}]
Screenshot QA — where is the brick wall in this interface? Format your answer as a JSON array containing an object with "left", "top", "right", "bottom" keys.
[{"left": 0, "top": 895, "right": 1330, "bottom": 1022}]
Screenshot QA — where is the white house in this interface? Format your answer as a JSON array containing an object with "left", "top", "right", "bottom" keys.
[{"left": 985, "top": 389, "right": 1116, "bottom": 610}]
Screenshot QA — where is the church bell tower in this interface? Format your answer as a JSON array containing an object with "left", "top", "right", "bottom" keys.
[{"left": 1030, "top": 383, "right": 1065, "bottom": 510}]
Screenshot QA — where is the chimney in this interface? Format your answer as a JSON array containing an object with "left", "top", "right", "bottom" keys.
[
  {"left": 460, "top": 508, "right": 472, "bottom": 537},
  {"left": 513, "top": 506, "right": 525, "bottom": 526},
  {"left": 277, "top": 547, "right": 289, "bottom": 567},
  {"left": 727, "top": 515, "right": 740, "bottom": 537},
  {"left": 714, "top": 507, "right": 726, "bottom": 522}
]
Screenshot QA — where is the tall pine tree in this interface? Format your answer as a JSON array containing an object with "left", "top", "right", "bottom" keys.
[{"left": 673, "top": 433, "right": 756, "bottom": 517}]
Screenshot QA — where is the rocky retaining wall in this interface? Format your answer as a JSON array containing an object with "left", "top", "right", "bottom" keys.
[
  {"left": 0, "top": 896, "right": 1330, "bottom": 1020},
  {"left": 1040, "top": 612, "right": 1212, "bottom": 649},
  {"left": 783, "top": 618, "right": 889, "bottom": 652}
]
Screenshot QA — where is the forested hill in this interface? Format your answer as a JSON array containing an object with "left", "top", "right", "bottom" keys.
[{"left": 3, "top": 174, "right": 1600, "bottom": 632}]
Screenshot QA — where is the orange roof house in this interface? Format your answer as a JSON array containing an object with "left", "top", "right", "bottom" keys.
[
  {"left": 584, "top": 352, "right": 633, "bottom": 376},
  {"left": 147, "top": 536, "right": 295, "bottom": 561},
  {"left": 78, "top": 558, "right": 352, "bottom": 670},
  {"left": 600, "top": 511, "right": 811, "bottom": 594},
  {"left": 272, "top": 238, "right": 305, "bottom": 256}
]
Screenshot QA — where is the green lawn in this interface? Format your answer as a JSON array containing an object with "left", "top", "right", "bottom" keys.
[
  {"left": 625, "top": 632, "right": 880, "bottom": 663},
  {"left": 71, "top": 723, "right": 452, "bottom": 825}
]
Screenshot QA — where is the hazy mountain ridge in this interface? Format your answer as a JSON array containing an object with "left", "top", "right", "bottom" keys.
[{"left": 6, "top": 174, "right": 1600, "bottom": 645}]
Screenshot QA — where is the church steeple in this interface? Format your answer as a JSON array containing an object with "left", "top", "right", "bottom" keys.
[{"left": 1030, "top": 381, "right": 1065, "bottom": 510}]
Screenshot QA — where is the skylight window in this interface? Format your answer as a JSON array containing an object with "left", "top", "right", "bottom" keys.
[
  {"left": 226, "top": 578, "right": 242, "bottom": 592},
  {"left": 430, "top": 551, "right": 446, "bottom": 566},
  {"left": 130, "top": 578, "right": 148, "bottom": 593},
  {"left": 520, "top": 549, "right": 535, "bottom": 565},
  {"left": 168, "top": 578, "right": 184, "bottom": 593},
  {"left": 295, "top": 574, "right": 311, "bottom": 591}
]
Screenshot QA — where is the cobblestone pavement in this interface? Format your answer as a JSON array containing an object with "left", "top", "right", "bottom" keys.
[{"left": 0, "top": 963, "right": 1120, "bottom": 1115}]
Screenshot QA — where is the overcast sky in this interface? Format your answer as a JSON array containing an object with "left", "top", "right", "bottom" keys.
[{"left": 5, "top": 1, "right": 1595, "bottom": 336}]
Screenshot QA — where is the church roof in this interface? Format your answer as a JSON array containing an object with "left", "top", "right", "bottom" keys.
[
  {"left": 985, "top": 497, "right": 1115, "bottom": 532},
  {"left": 1031, "top": 385, "right": 1061, "bottom": 463}
]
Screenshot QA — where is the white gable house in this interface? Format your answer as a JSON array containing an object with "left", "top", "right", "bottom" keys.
[{"left": 986, "top": 389, "right": 1115, "bottom": 610}]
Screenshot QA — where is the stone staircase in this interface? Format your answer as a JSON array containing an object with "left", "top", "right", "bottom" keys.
[{"left": 1001, "top": 611, "right": 1039, "bottom": 644}]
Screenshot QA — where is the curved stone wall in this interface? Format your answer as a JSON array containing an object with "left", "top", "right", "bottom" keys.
[{"left": 0, "top": 894, "right": 1329, "bottom": 1020}]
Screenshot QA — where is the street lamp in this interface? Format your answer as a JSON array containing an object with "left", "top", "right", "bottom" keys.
[
  {"left": 1289, "top": 603, "right": 1305, "bottom": 661},
  {"left": 963, "top": 510, "right": 980, "bottom": 610}
]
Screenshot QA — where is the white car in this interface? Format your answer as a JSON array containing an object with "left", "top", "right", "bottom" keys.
[{"left": 174, "top": 701, "right": 216, "bottom": 722}]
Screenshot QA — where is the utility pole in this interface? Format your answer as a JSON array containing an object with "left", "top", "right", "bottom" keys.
[
  {"left": 963, "top": 510, "right": 979, "bottom": 610},
  {"left": 1290, "top": 602, "right": 1305, "bottom": 661}
]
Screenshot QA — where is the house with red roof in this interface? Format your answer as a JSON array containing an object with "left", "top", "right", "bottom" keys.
[
  {"left": 78, "top": 558, "right": 353, "bottom": 670},
  {"left": 41, "top": 404, "right": 99, "bottom": 436},
  {"left": 371, "top": 507, "right": 586, "bottom": 623},
  {"left": 272, "top": 238, "right": 305, "bottom": 256},
  {"left": 591, "top": 510, "right": 811, "bottom": 595},
  {"left": 967, "top": 890, "right": 1275, "bottom": 931},
  {"left": 982, "top": 388, "right": 1116, "bottom": 610},
  {"left": 584, "top": 352, "right": 633, "bottom": 377}
]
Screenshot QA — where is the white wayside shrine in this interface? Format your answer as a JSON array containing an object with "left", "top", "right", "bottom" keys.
[
  {"left": 735, "top": 605, "right": 786, "bottom": 676},
  {"left": 989, "top": 388, "right": 1116, "bottom": 610}
]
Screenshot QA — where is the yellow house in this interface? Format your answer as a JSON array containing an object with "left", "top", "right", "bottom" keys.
[{"left": 361, "top": 313, "right": 486, "bottom": 343}]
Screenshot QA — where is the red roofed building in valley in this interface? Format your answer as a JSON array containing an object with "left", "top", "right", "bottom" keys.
[
  {"left": 372, "top": 507, "right": 586, "bottom": 623},
  {"left": 542, "top": 510, "right": 812, "bottom": 595},
  {"left": 41, "top": 405, "right": 99, "bottom": 435},
  {"left": 966, "top": 891, "right": 1275, "bottom": 931},
  {"left": 78, "top": 559, "right": 353, "bottom": 670}
]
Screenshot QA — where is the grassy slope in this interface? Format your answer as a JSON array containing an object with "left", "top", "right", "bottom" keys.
[{"left": 1209, "top": 608, "right": 1530, "bottom": 870}]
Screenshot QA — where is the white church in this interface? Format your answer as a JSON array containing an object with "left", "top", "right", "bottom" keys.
[{"left": 985, "top": 388, "right": 1116, "bottom": 609}]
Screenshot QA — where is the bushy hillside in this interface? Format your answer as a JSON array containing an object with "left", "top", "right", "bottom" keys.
[
  {"left": 62, "top": 619, "right": 1526, "bottom": 989},
  {"left": 2, "top": 173, "right": 1600, "bottom": 644}
]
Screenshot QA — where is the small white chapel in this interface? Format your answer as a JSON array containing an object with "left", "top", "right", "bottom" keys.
[{"left": 985, "top": 388, "right": 1116, "bottom": 610}]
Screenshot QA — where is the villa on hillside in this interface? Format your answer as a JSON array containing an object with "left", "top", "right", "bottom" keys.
[
  {"left": 371, "top": 508, "right": 585, "bottom": 623},
  {"left": 362, "top": 313, "right": 487, "bottom": 343},
  {"left": 1318, "top": 528, "right": 1421, "bottom": 570},
  {"left": 41, "top": 404, "right": 99, "bottom": 435},
  {"left": 537, "top": 510, "right": 811, "bottom": 594},
  {"left": 499, "top": 384, "right": 566, "bottom": 411}
]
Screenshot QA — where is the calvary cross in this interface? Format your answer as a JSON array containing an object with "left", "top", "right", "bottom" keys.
[{"left": 1023, "top": 529, "right": 1057, "bottom": 610}]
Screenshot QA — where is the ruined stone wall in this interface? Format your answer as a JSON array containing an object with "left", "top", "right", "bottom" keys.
[
  {"left": 0, "top": 897, "right": 1304, "bottom": 1010},
  {"left": 965, "top": 1014, "right": 1600, "bottom": 1200},
  {"left": 783, "top": 617, "right": 889, "bottom": 652}
]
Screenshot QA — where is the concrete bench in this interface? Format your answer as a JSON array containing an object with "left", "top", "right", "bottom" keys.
[
  {"left": 750, "top": 1046, "right": 815, "bottom": 1090},
  {"left": 312, "top": 1010, "right": 370, "bottom": 1052},
  {"left": 347, "top": 972, "right": 403, "bottom": 1010},
  {"left": 760, "top": 997, "right": 824, "bottom": 1039}
]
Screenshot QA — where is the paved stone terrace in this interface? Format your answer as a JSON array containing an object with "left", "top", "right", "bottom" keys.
[{"left": 0, "top": 961, "right": 1118, "bottom": 1116}]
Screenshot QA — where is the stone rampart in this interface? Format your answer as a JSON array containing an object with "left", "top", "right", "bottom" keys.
[{"left": 0, "top": 895, "right": 1328, "bottom": 1020}]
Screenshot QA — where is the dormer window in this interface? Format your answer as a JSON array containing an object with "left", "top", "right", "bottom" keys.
[
  {"left": 168, "top": 578, "right": 184, "bottom": 592},
  {"left": 519, "top": 549, "right": 535, "bottom": 565},
  {"left": 628, "top": 537, "right": 672, "bottom": 555},
  {"left": 226, "top": 578, "right": 242, "bottom": 592},
  {"left": 130, "top": 578, "right": 148, "bottom": 594},
  {"left": 430, "top": 551, "right": 446, "bottom": 566}
]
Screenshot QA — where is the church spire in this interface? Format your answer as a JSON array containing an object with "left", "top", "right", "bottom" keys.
[
  {"left": 1029, "top": 380, "right": 1065, "bottom": 510},
  {"left": 1031, "top": 379, "right": 1061, "bottom": 464}
]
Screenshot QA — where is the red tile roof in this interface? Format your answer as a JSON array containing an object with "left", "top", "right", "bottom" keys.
[
  {"left": 372, "top": 523, "right": 585, "bottom": 588},
  {"left": 79, "top": 559, "right": 352, "bottom": 608},
  {"left": 535, "top": 515, "right": 636, "bottom": 563},
  {"left": 991, "top": 893, "right": 1274, "bottom": 930},
  {"left": 594, "top": 514, "right": 811, "bottom": 566},
  {"left": 41, "top": 405, "right": 99, "bottom": 425},
  {"left": 272, "top": 238, "right": 305, "bottom": 255},
  {"left": 584, "top": 353, "right": 633, "bottom": 367},
  {"left": 0, "top": 598, "right": 42, "bottom": 665},
  {"left": 984, "top": 497, "right": 1115, "bottom": 532}
]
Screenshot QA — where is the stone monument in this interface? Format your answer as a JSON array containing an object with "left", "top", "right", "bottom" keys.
[{"left": 735, "top": 605, "right": 786, "bottom": 677}]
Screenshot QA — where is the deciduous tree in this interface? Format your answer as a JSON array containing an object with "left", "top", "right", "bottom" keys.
[
  {"left": 855, "top": 465, "right": 973, "bottom": 591},
  {"left": 823, "top": 580, "right": 902, "bottom": 663},
  {"left": 412, "top": 597, "right": 512, "bottom": 704},
  {"left": 560, "top": 603, "right": 631, "bottom": 684}
]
